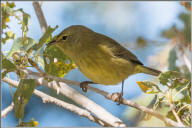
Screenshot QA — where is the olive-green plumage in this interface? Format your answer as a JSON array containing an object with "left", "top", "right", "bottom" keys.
[{"left": 49, "top": 25, "right": 161, "bottom": 85}]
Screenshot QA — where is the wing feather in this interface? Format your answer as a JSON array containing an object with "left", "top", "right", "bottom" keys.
[{"left": 96, "top": 33, "right": 143, "bottom": 65}]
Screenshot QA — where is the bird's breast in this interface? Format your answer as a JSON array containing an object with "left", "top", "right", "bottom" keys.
[{"left": 72, "top": 49, "right": 135, "bottom": 85}]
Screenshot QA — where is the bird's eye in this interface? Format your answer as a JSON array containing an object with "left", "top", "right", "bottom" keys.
[{"left": 62, "top": 36, "right": 67, "bottom": 40}]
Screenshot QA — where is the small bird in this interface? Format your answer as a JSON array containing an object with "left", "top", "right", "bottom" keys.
[{"left": 48, "top": 25, "right": 161, "bottom": 103}]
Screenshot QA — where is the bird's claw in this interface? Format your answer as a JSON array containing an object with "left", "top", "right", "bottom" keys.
[
  {"left": 80, "top": 82, "right": 89, "bottom": 92},
  {"left": 111, "top": 92, "right": 123, "bottom": 105}
]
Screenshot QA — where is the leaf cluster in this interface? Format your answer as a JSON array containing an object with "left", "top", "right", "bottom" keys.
[
  {"left": 1, "top": 2, "right": 30, "bottom": 44},
  {"left": 137, "top": 71, "right": 191, "bottom": 126},
  {"left": 1, "top": 2, "right": 76, "bottom": 126}
]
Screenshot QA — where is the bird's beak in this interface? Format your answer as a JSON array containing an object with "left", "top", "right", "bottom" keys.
[{"left": 47, "top": 39, "right": 56, "bottom": 46}]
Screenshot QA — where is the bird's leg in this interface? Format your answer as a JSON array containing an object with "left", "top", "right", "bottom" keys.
[
  {"left": 111, "top": 80, "right": 124, "bottom": 105},
  {"left": 80, "top": 81, "right": 96, "bottom": 92},
  {"left": 117, "top": 80, "right": 124, "bottom": 105}
]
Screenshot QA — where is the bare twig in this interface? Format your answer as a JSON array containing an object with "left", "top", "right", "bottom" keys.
[
  {"left": 2, "top": 77, "right": 112, "bottom": 127},
  {"left": 119, "top": 98, "right": 184, "bottom": 127},
  {"left": 170, "top": 103, "right": 183, "bottom": 125},
  {"left": 23, "top": 69, "right": 185, "bottom": 127},
  {"left": 3, "top": 74, "right": 126, "bottom": 127},
  {"left": 33, "top": 1, "right": 47, "bottom": 33},
  {"left": 28, "top": 58, "right": 45, "bottom": 76},
  {"left": 35, "top": 77, "right": 126, "bottom": 127},
  {"left": 1, "top": 102, "right": 14, "bottom": 118},
  {"left": 31, "top": 3, "right": 125, "bottom": 127}
]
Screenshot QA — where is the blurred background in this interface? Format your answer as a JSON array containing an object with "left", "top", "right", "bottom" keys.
[{"left": 2, "top": 1, "right": 191, "bottom": 127}]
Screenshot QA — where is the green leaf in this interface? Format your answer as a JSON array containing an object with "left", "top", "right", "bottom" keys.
[
  {"left": 6, "top": 31, "right": 15, "bottom": 39},
  {"left": 43, "top": 45, "right": 76, "bottom": 77},
  {"left": 22, "top": 12, "right": 30, "bottom": 37},
  {"left": 2, "top": 31, "right": 16, "bottom": 44},
  {"left": 136, "top": 81, "right": 160, "bottom": 94},
  {"left": 17, "top": 119, "right": 38, "bottom": 127},
  {"left": 10, "top": 8, "right": 30, "bottom": 37},
  {"left": 158, "top": 71, "right": 181, "bottom": 86},
  {"left": 35, "top": 25, "right": 58, "bottom": 53},
  {"left": 3, "top": 5, "right": 15, "bottom": 16},
  {"left": 13, "top": 79, "right": 36, "bottom": 119},
  {"left": 2, "top": 57, "right": 16, "bottom": 78},
  {"left": 172, "top": 77, "right": 189, "bottom": 89},
  {"left": 6, "top": 2, "right": 15, "bottom": 8},
  {"left": 7, "top": 37, "right": 38, "bottom": 58}
]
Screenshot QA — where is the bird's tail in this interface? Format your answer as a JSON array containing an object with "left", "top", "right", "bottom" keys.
[{"left": 135, "top": 65, "right": 161, "bottom": 76}]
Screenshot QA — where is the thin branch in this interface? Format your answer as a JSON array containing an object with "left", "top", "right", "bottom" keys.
[
  {"left": 33, "top": 1, "right": 47, "bottom": 33},
  {"left": 168, "top": 89, "right": 184, "bottom": 126},
  {"left": 3, "top": 74, "right": 126, "bottom": 127},
  {"left": 177, "top": 104, "right": 190, "bottom": 115},
  {"left": 170, "top": 103, "right": 183, "bottom": 125},
  {"left": 23, "top": 69, "right": 185, "bottom": 127},
  {"left": 2, "top": 77, "right": 111, "bottom": 127},
  {"left": 28, "top": 3, "right": 125, "bottom": 127},
  {"left": 1, "top": 102, "right": 14, "bottom": 118},
  {"left": 120, "top": 98, "right": 184, "bottom": 127},
  {"left": 36, "top": 77, "right": 126, "bottom": 127}
]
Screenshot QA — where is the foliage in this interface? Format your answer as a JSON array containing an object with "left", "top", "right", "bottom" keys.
[
  {"left": 43, "top": 45, "right": 76, "bottom": 77},
  {"left": 163, "top": 2, "right": 191, "bottom": 79},
  {"left": 7, "top": 37, "right": 38, "bottom": 58},
  {"left": 1, "top": 2, "right": 76, "bottom": 126},
  {"left": 136, "top": 71, "right": 191, "bottom": 126},
  {"left": 128, "top": 3, "right": 191, "bottom": 126},
  {"left": 162, "top": 11, "right": 191, "bottom": 46},
  {"left": 2, "top": 53, "right": 16, "bottom": 78},
  {"left": 1, "top": 2, "right": 30, "bottom": 44},
  {"left": 17, "top": 119, "right": 39, "bottom": 127},
  {"left": 1, "top": 1, "right": 191, "bottom": 127},
  {"left": 13, "top": 79, "right": 37, "bottom": 119}
]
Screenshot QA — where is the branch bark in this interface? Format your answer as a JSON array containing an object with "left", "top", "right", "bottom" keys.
[
  {"left": 29, "top": 2, "right": 185, "bottom": 127},
  {"left": 33, "top": 1, "right": 47, "bottom": 33},
  {"left": 170, "top": 103, "right": 183, "bottom": 126},
  {"left": 1, "top": 102, "right": 14, "bottom": 118},
  {"left": 23, "top": 69, "right": 185, "bottom": 127},
  {"left": 31, "top": 2, "right": 126, "bottom": 127},
  {"left": 168, "top": 89, "right": 184, "bottom": 126},
  {"left": 3, "top": 74, "right": 126, "bottom": 127},
  {"left": 2, "top": 77, "right": 112, "bottom": 127}
]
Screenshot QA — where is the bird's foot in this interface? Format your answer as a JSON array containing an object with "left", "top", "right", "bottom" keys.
[
  {"left": 80, "top": 81, "right": 95, "bottom": 93},
  {"left": 111, "top": 92, "right": 123, "bottom": 105}
]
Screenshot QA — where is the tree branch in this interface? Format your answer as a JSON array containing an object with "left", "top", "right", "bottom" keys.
[
  {"left": 1, "top": 102, "right": 14, "bottom": 118},
  {"left": 23, "top": 69, "right": 185, "bottom": 127},
  {"left": 3, "top": 73, "right": 126, "bottom": 127},
  {"left": 170, "top": 103, "right": 183, "bottom": 125},
  {"left": 168, "top": 89, "right": 184, "bottom": 126},
  {"left": 31, "top": 2, "right": 125, "bottom": 127},
  {"left": 2, "top": 77, "right": 112, "bottom": 127},
  {"left": 33, "top": 1, "right": 47, "bottom": 33}
]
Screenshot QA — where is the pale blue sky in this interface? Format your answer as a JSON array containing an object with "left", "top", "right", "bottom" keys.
[{"left": 2, "top": 1, "right": 186, "bottom": 127}]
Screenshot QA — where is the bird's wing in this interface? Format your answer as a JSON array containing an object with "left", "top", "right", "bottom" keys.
[
  {"left": 113, "top": 45, "right": 143, "bottom": 65},
  {"left": 96, "top": 33, "right": 143, "bottom": 65}
]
